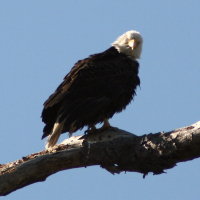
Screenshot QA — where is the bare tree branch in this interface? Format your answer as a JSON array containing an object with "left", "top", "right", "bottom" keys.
[{"left": 0, "top": 121, "right": 200, "bottom": 196}]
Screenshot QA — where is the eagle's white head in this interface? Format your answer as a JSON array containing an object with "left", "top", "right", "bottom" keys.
[{"left": 112, "top": 30, "right": 143, "bottom": 59}]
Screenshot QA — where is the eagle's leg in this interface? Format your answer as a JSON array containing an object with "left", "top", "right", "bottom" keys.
[
  {"left": 84, "top": 119, "right": 111, "bottom": 135},
  {"left": 97, "top": 118, "right": 112, "bottom": 132},
  {"left": 102, "top": 119, "right": 111, "bottom": 129},
  {"left": 85, "top": 125, "right": 97, "bottom": 134}
]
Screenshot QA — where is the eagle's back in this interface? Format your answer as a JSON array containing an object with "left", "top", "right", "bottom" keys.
[{"left": 41, "top": 47, "right": 140, "bottom": 138}]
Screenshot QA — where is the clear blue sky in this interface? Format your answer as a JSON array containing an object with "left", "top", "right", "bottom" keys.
[{"left": 1, "top": 0, "right": 200, "bottom": 199}]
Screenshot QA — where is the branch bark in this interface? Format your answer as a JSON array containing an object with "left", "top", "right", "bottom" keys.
[{"left": 0, "top": 121, "right": 200, "bottom": 196}]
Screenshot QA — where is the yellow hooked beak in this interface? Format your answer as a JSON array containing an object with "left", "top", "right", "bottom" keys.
[{"left": 128, "top": 39, "right": 136, "bottom": 50}]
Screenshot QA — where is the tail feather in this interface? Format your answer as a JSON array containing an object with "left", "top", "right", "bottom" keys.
[{"left": 45, "top": 121, "right": 64, "bottom": 149}]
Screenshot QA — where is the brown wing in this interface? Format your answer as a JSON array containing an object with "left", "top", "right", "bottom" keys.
[{"left": 41, "top": 47, "right": 140, "bottom": 138}]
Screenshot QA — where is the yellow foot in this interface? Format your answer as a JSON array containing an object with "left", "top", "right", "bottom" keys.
[{"left": 95, "top": 119, "right": 113, "bottom": 133}]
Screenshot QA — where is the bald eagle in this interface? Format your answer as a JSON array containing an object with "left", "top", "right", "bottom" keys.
[{"left": 42, "top": 30, "right": 143, "bottom": 148}]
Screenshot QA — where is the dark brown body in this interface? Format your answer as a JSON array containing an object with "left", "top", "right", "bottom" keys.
[{"left": 41, "top": 47, "right": 140, "bottom": 139}]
